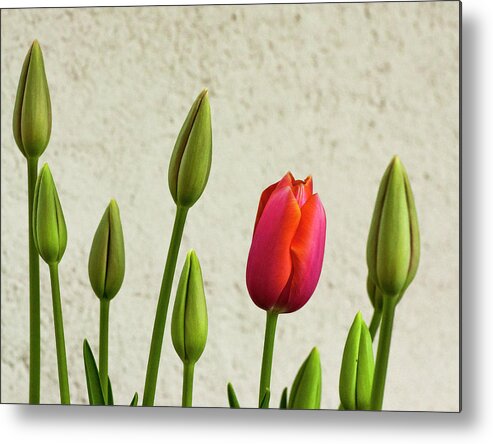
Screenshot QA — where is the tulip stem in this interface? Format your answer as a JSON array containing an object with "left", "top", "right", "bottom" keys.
[
  {"left": 27, "top": 157, "right": 41, "bottom": 404},
  {"left": 99, "top": 298, "right": 110, "bottom": 402},
  {"left": 48, "top": 263, "right": 70, "bottom": 404},
  {"left": 258, "top": 311, "right": 279, "bottom": 408},
  {"left": 143, "top": 205, "right": 189, "bottom": 406},
  {"left": 368, "top": 308, "right": 382, "bottom": 341},
  {"left": 370, "top": 296, "right": 397, "bottom": 410},
  {"left": 182, "top": 362, "right": 195, "bottom": 407}
]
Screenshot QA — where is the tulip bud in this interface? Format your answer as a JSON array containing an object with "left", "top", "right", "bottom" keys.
[
  {"left": 32, "top": 164, "right": 67, "bottom": 264},
  {"left": 288, "top": 347, "right": 322, "bottom": 409},
  {"left": 366, "top": 275, "right": 383, "bottom": 311},
  {"left": 88, "top": 200, "right": 125, "bottom": 300},
  {"left": 171, "top": 250, "right": 208, "bottom": 364},
  {"left": 366, "top": 156, "right": 420, "bottom": 298},
  {"left": 13, "top": 40, "right": 52, "bottom": 159},
  {"left": 168, "top": 89, "right": 212, "bottom": 208},
  {"left": 339, "top": 312, "right": 374, "bottom": 410}
]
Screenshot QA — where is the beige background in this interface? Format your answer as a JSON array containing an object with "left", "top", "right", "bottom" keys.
[{"left": 0, "top": 2, "right": 460, "bottom": 411}]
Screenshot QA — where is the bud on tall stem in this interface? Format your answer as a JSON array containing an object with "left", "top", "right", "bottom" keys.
[
  {"left": 366, "top": 156, "right": 420, "bottom": 410},
  {"left": 143, "top": 89, "right": 213, "bottom": 406},
  {"left": 171, "top": 250, "right": 208, "bottom": 407},
  {"left": 88, "top": 200, "right": 125, "bottom": 401},
  {"left": 13, "top": 40, "right": 52, "bottom": 403},
  {"left": 32, "top": 164, "right": 70, "bottom": 404}
]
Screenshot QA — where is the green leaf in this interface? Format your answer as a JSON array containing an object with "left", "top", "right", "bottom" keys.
[
  {"left": 83, "top": 339, "right": 105, "bottom": 405},
  {"left": 259, "top": 388, "right": 270, "bottom": 409},
  {"left": 107, "top": 375, "right": 114, "bottom": 406},
  {"left": 279, "top": 387, "right": 288, "bottom": 409},
  {"left": 227, "top": 382, "right": 240, "bottom": 408},
  {"left": 130, "top": 392, "right": 138, "bottom": 406}
]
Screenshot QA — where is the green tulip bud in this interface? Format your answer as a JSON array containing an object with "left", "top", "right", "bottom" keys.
[
  {"left": 168, "top": 89, "right": 212, "bottom": 208},
  {"left": 171, "top": 250, "right": 208, "bottom": 364},
  {"left": 88, "top": 200, "right": 125, "bottom": 300},
  {"left": 366, "top": 275, "right": 383, "bottom": 311},
  {"left": 366, "top": 156, "right": 420, "bottom": 298},
  {"left": 339, "top": 312, "right": 374, "bottom": 410},
  {"left": 288, "top": 347, "right": 322, "bottom": 409},
  {"left": 13, "top": 40, "right": 52, "bottom": 159},
  {"left": 32, "top": 164, "right": 67, "bottom": 264}
]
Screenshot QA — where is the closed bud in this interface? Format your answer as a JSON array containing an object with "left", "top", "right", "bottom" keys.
[
  {"left": 32, "top": 164, "right": 67, "bottom": 264},
  {"left": 88, "top": 200, "right": 125, "bottom": 300},
  {"left": 366, "top": 275, "right": 383, "bottom": 311},
  {"left": 366, "top": 156, "right": 420, "bottom": 298},
  {"left": 171, "top": 250, "right": 208, "bottom": 364},
  {"left": 339, "top": 312, "right": 374, "bottom": 410},
  {"left": 288, "top": 347, "right": 322, "bottom": 409},
  {"left": 13, "top": 40, "right": 52, "bottom": 159},
  {"left": 168, "top": 89, "right": 212, "bottom": 208}
]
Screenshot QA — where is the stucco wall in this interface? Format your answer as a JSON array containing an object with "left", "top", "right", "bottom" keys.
[{"left": 1, "top": 2, "right": 460, "bottom": 410}]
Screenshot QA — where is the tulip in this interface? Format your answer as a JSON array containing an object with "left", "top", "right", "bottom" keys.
[
  {"left": 13, "top": 40, "right": 52, "bottom": 402},
  {"left": 32, "top": 164, "right": 70, "bottom": 403},
  {"left": 171, "top": 250, "right": 208, "bottom": 407},
  {"left": 33, "top": 164, "right": 67, "bottom": 265},
  {"left": 288, "top": 348, "right": 322, "bottom": 410},
  {"left": 171, "top": 250, "right": 208, "bottom": 364},
  {"left": 339, "top": 312, "right": 374, "bottom": 410},
  {"left": 88, "top": 200, "right": 125, "bottom": 300},
  {"left": 13, "top": 40, "right": 52, "bottom": 160},
  {"left": 246, "top": 172, "right": 326, "bottom": 407},
  {"left": 366, "top": 156, "right": 420, "bottom": 299},
  {"left": 143, "top": 90, "right": 213, "bottom": 406},
  {"left": 168, "top": 88, "right": 212, "bottom": 209},
  {"left": 246, "top": 172, "right": 326, "bottom": 314},
  {"left": 366, "top": 156, "right": 420, "bottom": 411},
  {"left": 88, "top": 200, "right": 125, "bottom": 402}
]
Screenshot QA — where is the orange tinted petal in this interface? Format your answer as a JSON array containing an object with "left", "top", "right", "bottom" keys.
[
  {"left": 246, "top": 187, "right": 301, "bottom": 310},
  {"left": 276, "top": 194, "right": 326, "bottom": 313}
]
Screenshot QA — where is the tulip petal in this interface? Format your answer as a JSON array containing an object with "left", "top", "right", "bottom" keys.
[
  {"left": 253, "top": 172, "right": 296, "bottom": 231},
  {"left": 246, "top": 187, "right": 301, "bottom": 311},
  {"left": 291, "top": 176, "right": 313, "bottom": 207},
  {"left": 278, "top": 194, "right": 326, "bottom": 313}
]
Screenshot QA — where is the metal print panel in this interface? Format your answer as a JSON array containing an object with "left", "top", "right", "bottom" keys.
[{"left": 0, "top": 1, "right": 460, "bottom": 411}]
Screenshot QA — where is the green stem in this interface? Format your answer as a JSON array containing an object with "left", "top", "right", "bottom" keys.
[
  {"left": 48, "top": 263, "right": 70, "bottom": 404},
  {"left": 27, "top": 157, "right": 40, "bottom": 404},
  {"left": 258, "top": 311, "right": 279, "bottom": 408},
  {"left": 370, "top": 296, "right": 397, "bottom": 410},
  {"left": 182, "top": 362, "right": 195, "bottom": 407},
  {"left": 99, "top": 298, "right": 110, "bottom": 402},
  {"left": 143, "top": 205, "right": 189, "bottom": 406},
  {"left": 368, "top": 308, "right": 383, "bottom": 341}
]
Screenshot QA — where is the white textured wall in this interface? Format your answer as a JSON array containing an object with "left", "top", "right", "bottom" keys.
[{"left": 1, "top": 2, "right": 459, "bottom": 411}]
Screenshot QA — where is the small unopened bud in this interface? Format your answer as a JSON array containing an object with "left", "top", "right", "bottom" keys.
[
  {"left": 288, "top": 347, "right": 322, "bottom": 409},
  {"left": 13, "top": 40, "right": 52, "bottom": 159},
  {"left": 171, "top": 250, "right": 208, "bottom": 364},
  {"left": 88, "top": 200, "right": 125, "bottom": 300},
  {"left": 366, "top": 275, "right": 383, "bottom": 311},
  {"left": 366, "top": 156, "right": 420, "bottom": 298},
  {"left": 32, "top": 164, "right": 67, "bottom": 264},
  {"left": 168, "top": 89, "right": 212, "bottom": 208},
  {"left": 339, "top": 312, "right": 374, "bottom": 410}
]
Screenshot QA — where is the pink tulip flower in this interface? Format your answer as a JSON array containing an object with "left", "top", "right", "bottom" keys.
[{"left": 246, "top": 172, "right": 326, "bottom": 313}]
